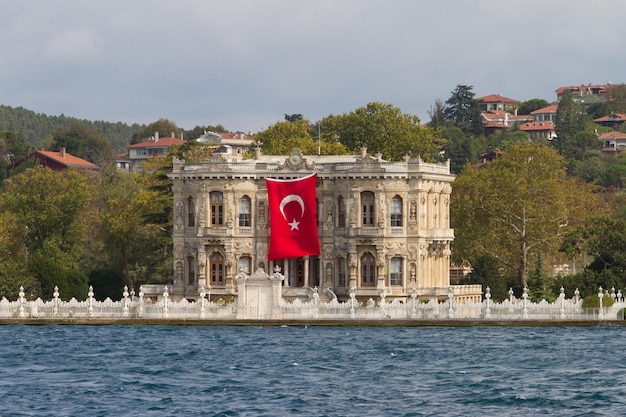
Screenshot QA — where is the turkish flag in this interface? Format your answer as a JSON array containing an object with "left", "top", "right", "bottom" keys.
[{"left": 266, "top": 173, "right": 320, "bottom": 261}]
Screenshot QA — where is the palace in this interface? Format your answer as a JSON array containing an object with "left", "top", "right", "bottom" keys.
[{"left": 167, "top": 145, "right": 480, "bottom": 303}]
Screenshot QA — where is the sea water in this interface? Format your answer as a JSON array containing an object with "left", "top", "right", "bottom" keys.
[{"left": 0, "top": 325, "right": 624, "bottom": 416}]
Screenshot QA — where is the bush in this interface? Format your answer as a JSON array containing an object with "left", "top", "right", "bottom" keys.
[{"left": 582, "top": 293, "right": 615, "bottom": 308}]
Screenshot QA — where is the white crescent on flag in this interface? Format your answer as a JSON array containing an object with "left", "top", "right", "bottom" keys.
[
  {"left": 279, "top": 194, "right": 305, "bottom": 219},
  {"left": 279, "top": 194, "right": 305, "bottom": 230}
]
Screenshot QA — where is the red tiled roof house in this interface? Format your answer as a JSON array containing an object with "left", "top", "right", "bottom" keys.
[{"left": 28, "top": 147, "right": 99, "bottom": 171}]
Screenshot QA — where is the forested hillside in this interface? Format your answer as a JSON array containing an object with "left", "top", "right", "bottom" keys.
[{"left": 0, "top": 105, "right": 144, "bottom": 152}]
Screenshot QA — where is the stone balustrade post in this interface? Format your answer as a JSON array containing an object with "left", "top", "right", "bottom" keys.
[
  {"left": 53, "top": 286, "right": 60, "bottom": 318},
  {"left": 88, "top": 286, "right": 94, "bottom": 318},
  {"left": 163, "top": 286, "right": 169, "bottom": 318},
  {"left": 122, "top": 286, "right": 129, "bottom": 318},
  {"left": 484, "top": 287, "right": 491, "bottom": 319},
  {"left": 18, "top": 286, "right": 25, "bottom": 318}
]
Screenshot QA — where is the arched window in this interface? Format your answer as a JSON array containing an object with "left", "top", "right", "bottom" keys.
[
  {"left": 361, "top": 252, "right": 376, "bottom": 287},
  {"left": 210, "top": 191, "right": 223, "bottom": 225},
  {"left": 337, "top": 196, "right": 346, "bottom": 228},
  {"left": 187, "top": 196, "right": 195, "bottom": 227},
  {"left": 187, "top": 256, "right": 196, "bottom": 285},
  {"left": 390, "top": 257, "right": 402, "bottom": 286},
  {"left": 210, "top": 252, "right": 224, "bottom": 285},
  {"left": 361, "top": 191, "right": 375, "bottom": 226},
  {"left": 391, "top": 195, "right": 403, "bottom": 227},
  {"left": 336, "top": 258, "right": 346, "bottom": 287},
  {"left": 239, "top": 196, "right": 251, "bottom": 227}
]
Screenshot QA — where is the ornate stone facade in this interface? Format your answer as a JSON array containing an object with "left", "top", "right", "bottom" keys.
[{"left": 168, "top": 147, "right": 471, "bottom": 302}]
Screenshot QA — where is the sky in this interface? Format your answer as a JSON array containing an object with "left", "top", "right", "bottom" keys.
[{"left": 1, "top": 1, "right": 625, "bottom": 135}]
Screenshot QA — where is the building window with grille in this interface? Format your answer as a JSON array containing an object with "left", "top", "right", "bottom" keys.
[
  {"left": 361, "top": 252, "right": 376, "bottom": 287},
  {"left": 361, "top": 191, "right": 375, "bottom": 226},
  {"left": 210, "top": 191, "right": 223, "bottom": 225},
  {"left": 239, "top": 196, "right": 251, "bottom": 227},
  {"left": 187, "top": 256, "right": 195, "bottom": 285},
  {"left": 390, "top": 195, "right": 403, "bottom": 227},
  {"left": 187, "top": 196, "right": 195, "bottom": 227},
  {"left": 337, "top": 196, "right": 346, "bottom": 228},
  {"left": 337, "top": 258, "right": 346, "bottom": 287},
  {"left": 210, "top": 252, "right": 224, "bottom": 285},
  {"left": 390, "top": 257, "right": 402, "bottom": 286}
]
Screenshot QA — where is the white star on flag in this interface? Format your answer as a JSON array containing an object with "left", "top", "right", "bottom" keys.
[{"left": 288, "top": 219, "right": 300, "bottom": 231}]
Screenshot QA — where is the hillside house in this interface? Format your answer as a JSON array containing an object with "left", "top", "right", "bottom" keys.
[
  {"left": 196, "top": 131, "right": 255, "bottom": 161},
  {"left": 22, "top": 148, "right": 98, "bottom": 171},
  {"left": 127, "top": 132, "right": 185, "bottom": 172},
  {"left": 601, "top": 131, "right": 626, "bottom": 155}
]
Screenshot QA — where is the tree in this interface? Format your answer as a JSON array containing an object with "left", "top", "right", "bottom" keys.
[
  {"left": 319, "top": 102, "right": 443, "bottom": 161},
  {"left": 255, "top": 119, "right": 349, "bottom": 156},
  {"left": 0, "top": 167, "right": 94, "bottom": 298},
  {"left": 184, "top": 124, "right": 229, "bottom": 141},
  {"left": 441, "top": 126, "right": 471, "bottom": 174},
  {"left": 554, "top": 92, "right": 587, "bottom": 158},
  {"left": 284, "top": 114, "right": 303, "bottom": 122},
  {"left": 132, "top": 118, "right": 180, "bottom": 144},
  {"left": 562, "top": 216, "right": 626, "bottom": 294},
  {"left": 95, "top": 168, "right": 168, "bottom": 289},
  {"left": 606, "top": 84, "right": 626, "bottom": 114},
  {"left": 51, "top": 122, "right": 113, "bottom": 165},
  {"left": 569, "top": 131, "right": 602, "bottom": 160},
  {"left": 451, "top": 142, "right": 601, "bottom": 289},
  {"left": 428, "top": 99, "right": 447, "bottom": 129},
  {"left": 463, "top": 254, "right": 510, "bottom": 301},
  {"left": 518, "top": 98, "right": 550, "bottom": 115},
  {"left": 0, "top": 211, "right": 39, "bottom": 299},
  {"left": 443, "top": 85, "right": 484, "bottom": 137}
]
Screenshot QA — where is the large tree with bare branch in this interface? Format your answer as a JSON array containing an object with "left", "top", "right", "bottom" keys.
[{"left": 451, "top": 142, "right": 601, "bottom": 288}]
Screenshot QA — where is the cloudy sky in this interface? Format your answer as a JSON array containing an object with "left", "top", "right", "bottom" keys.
[{"left": 1, "top": 1, "right": 624, "bottom": 134}]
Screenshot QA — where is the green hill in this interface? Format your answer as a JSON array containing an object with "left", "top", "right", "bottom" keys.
[{"left": 0, "top": 105, "right": 144, "bottom": 152}]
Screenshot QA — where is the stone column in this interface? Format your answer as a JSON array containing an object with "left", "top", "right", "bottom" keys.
[
  {"left": 197, "top": 246, "right": 207, "bottom": 288},
  {"left": 284, "top": 261, "right": 290, "bottom": 287},
  {"left": 348, "top": 251, "right": 357, "bottom": 289},
  {"left": 376, "top": 249, "right": 386, "bottom": 289},
  {"left": 304, "top": 256, "right": 310, "bottom": 287}
]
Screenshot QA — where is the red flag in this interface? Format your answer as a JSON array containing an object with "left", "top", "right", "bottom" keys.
[{"left": 266, "top": 173, "right": 320, "bottom": 261}]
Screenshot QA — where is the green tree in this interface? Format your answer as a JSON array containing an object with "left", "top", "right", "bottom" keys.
[
  {"left": 96, "top": 168, "right": 168, "bottom": 289},
  {"left": 319, "top": 102, "right": 443, "bottom": 161},
  {"left": 562, "top": 216, "right": 626, "bottom": 294},
  {"left": 443, "top": 85, "right": 484, "bottom": 137},
  {"left": 256, "top": 119, "right": 314, "bottom": 155},
  {"left": 0, "top": 211, "right": 39, "bottom": 299},
  {"left": 569, "top": 156, "right": 606, "bottom": 184},
  {"left": 428, "top": 99, "right": 447, "bottom": 129},
  {"left": 599, "top": 156, "right": 626, "bottom": 188},
  {"left": 554, "top": 92, "right": 587, "bottom": 158},
  {"left": 284, "top": 114, "right": 303, "bottom": 122},
  {"left": 132, "top": 118, "right": 181, "bottom": 144},
  {"left": 0, "top": 167, "right": 93, "bottom": 298},
  {"left": 441, "top": 126, "right": 472, "bottom": 174},
  {"left": 568, "top": 131, "right": 602, "bottom": 160},
  {"left": 518, "top": 98, "right": 550, "bottom": 115},
  {"left": 51, "top": 122, "right": 113, "bottom": 165},
  {"left": 606, "top": 84, "right": 626, "bottom": 114},
  {"left": 527, "top": 251, "right": 555, "bottom": 302},
  {"left": 463, "top": 254, "right": 510, "bottom": 301},
  {"left": 451, "top": 142, "right": 600, "bottom": 288},
  {"left": 255, "top": 119, "right": 349, "bottom": 156},
  {"left": 184, "top": 124, "right": 229, "bottom": 141}
]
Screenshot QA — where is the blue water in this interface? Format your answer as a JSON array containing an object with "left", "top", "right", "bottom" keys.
[{"left": 1, "top": 325, "right": 625, "bottom": 416}]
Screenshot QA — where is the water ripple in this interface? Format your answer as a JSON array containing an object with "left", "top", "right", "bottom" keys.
[{"left": 1, "top": 325, "right": 625, "bottom": 416}]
